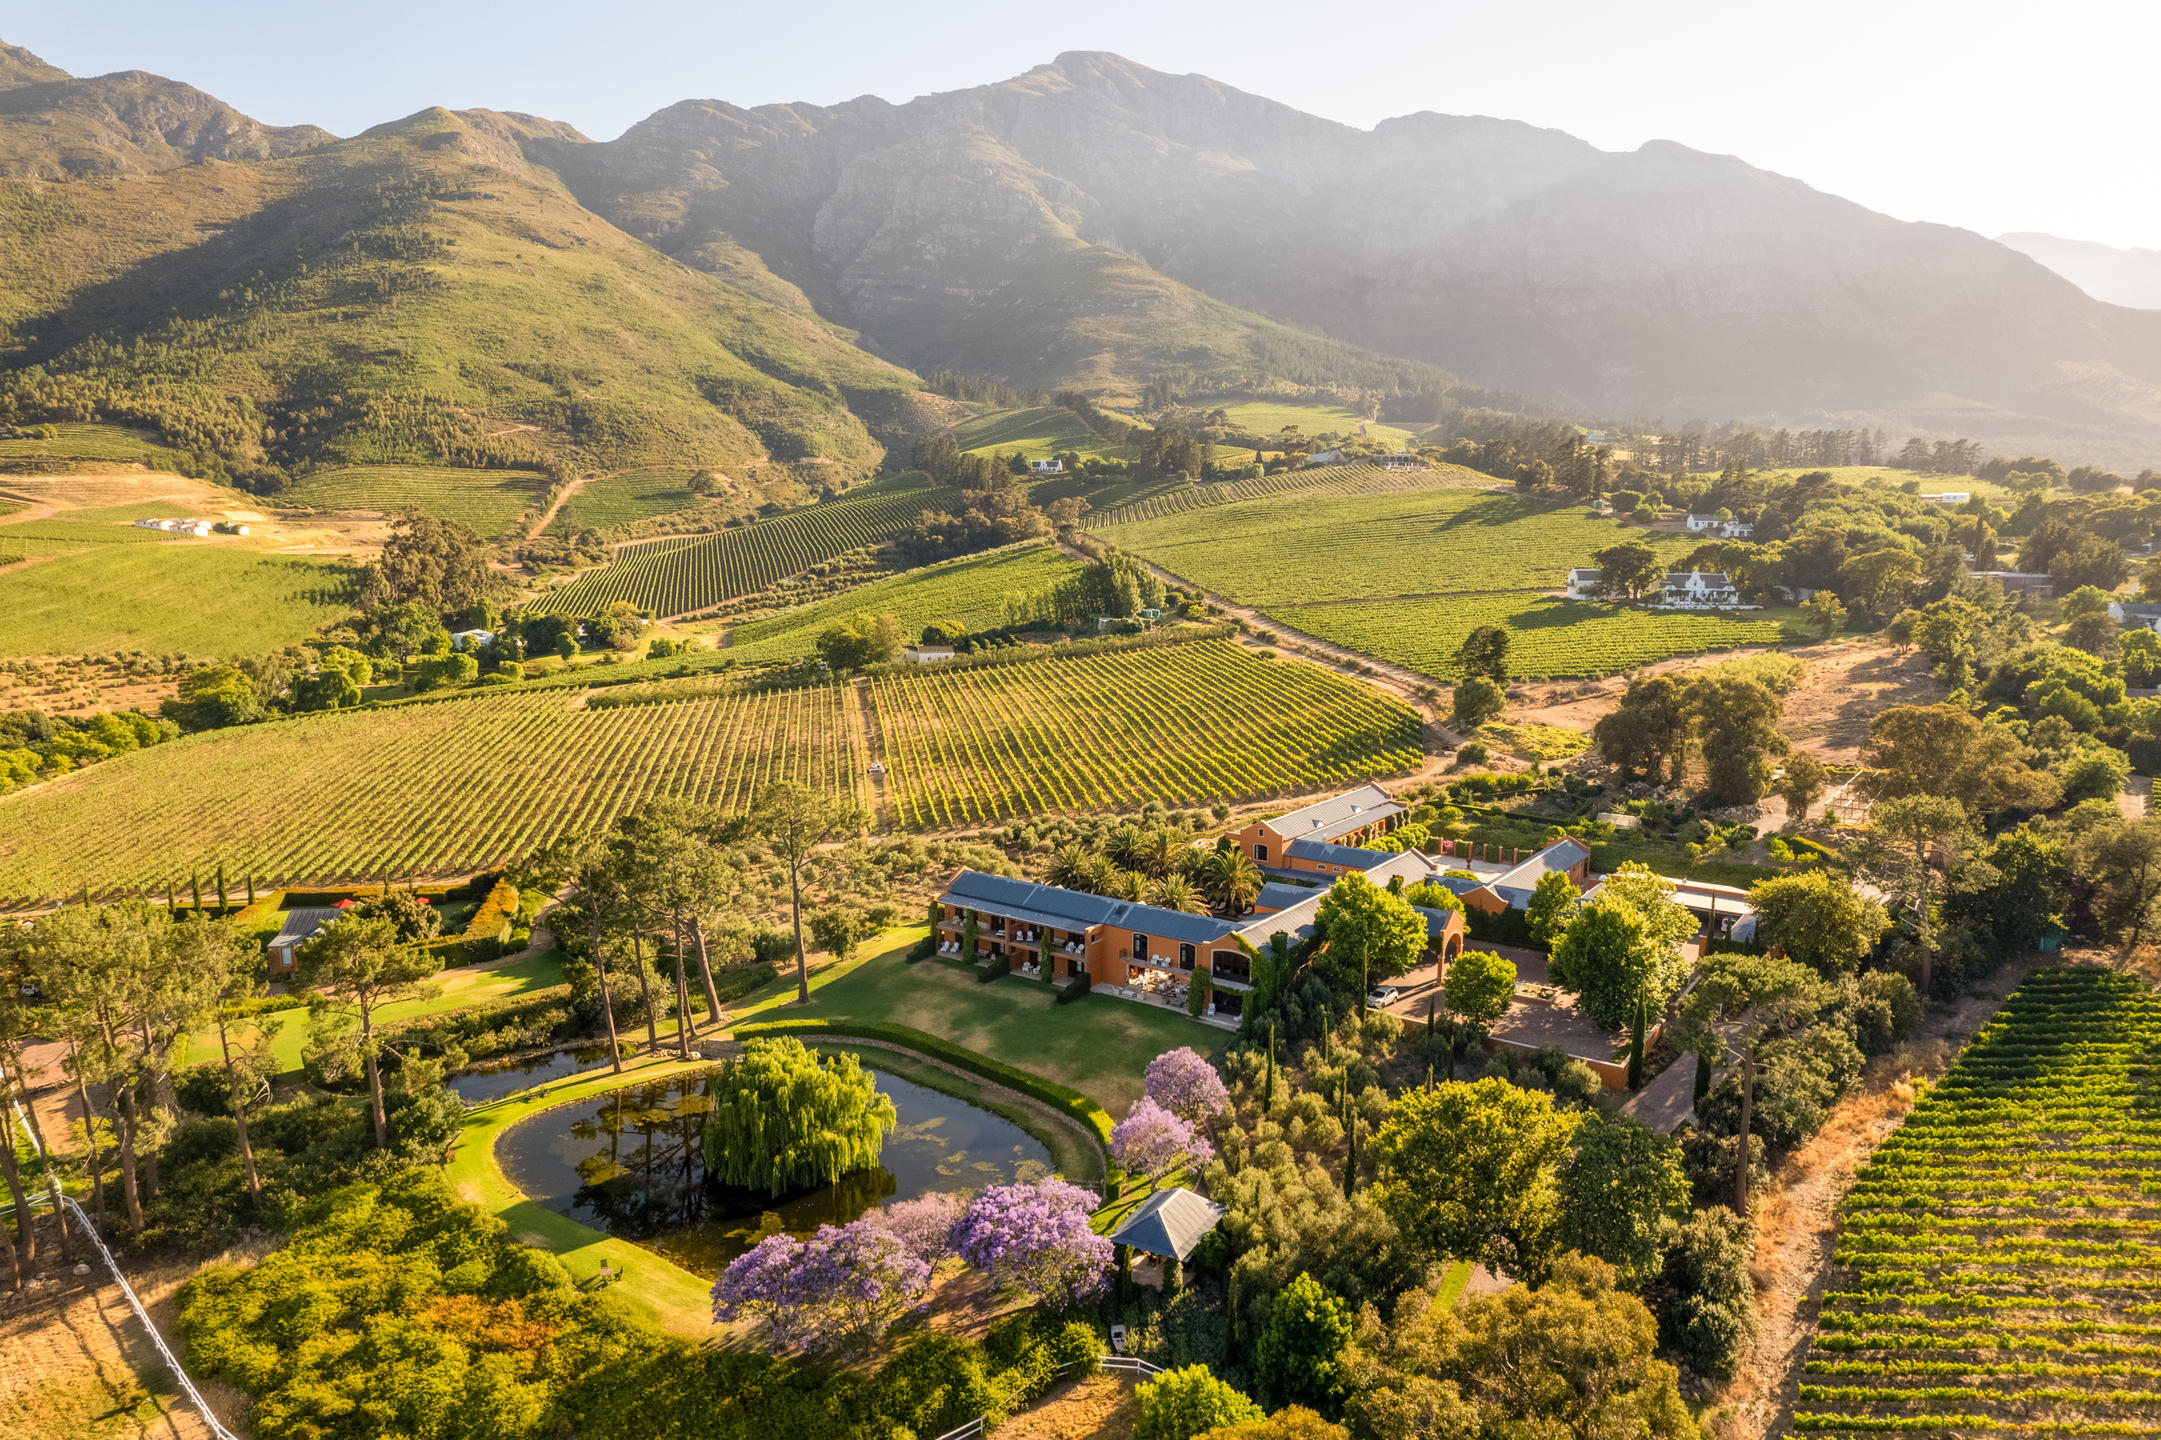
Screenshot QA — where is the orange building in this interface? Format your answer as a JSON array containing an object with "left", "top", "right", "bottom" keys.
[{"left": 1227, "top": 784, "right": 1404, "bottom": 871}]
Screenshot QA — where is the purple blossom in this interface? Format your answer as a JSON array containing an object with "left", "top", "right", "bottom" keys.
[
  {"left": 877, "top": 1191, "right": 965, "bottom": 1269},
  {"left": 1111, "top": 1097, "right": 1213, "bottom": 1189},
  {"left": 1144, "top": 1047, "right": 1231, "bottom": 1122},
  {"left": 712, "top": 1215, "right": 931, "bottom": 1354},
  {"left": 954, "top": 1177, "right": 1113, "bottom": 1307}
]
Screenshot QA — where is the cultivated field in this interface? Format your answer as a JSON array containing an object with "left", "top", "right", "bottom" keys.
[
  {"left": 543, "top": 466, "right": 713, "bottom": 535},
  {"left": 276, "top": 464, "right": 546, "bottom": 537},
  {"left": 956, "top": 405, "right": 1138, "bottom": 462},
  {"left": 0, "top": 680, "right": 869, "bottom": 898},
  {"left": 1100, "top": 488, "right": 1694, "bottom": 606},
  {"left": 1083, "top": 460, "right": 1486, "bottom": 529},
  {"left": 1795, "top": 966, "right": 2161, "bottom": 1436},
  {"left": 1214, "top": 399, "right": 1418, "bottom": 449},
  {"left": 1274, "top": 593, "right": 1795, "bottom": 681},
  {"left": 0, "top": 421, "right": 189, "bottom": 473},
  {"left": 0, "top": 543, "right": 355, "bottom": 657},
  {"left": 721, "top": 542, "right": 1084, "bottom": 665},
  {"left": 871, "top": 638, "right": 1422, "bottom": 826},
  {"left": 0, "top": 639, "right": 1421, "bottom": 898},
  {"left": 530, "top": 479, "right": 959, "bottom": 617}
]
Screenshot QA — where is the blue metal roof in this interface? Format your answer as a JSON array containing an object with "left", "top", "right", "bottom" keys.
[
  {"left": 1108, "top": 1186, "right": 1226, "bottom": 1261},
  {"left": 940, "top": 870, "right": 1235, "bottom": 945},
  {"left": 1253, "top": 880, "right": 1324, "bottom": 913},
  {"left": 1284, "top": 838, "right": 1392, "bottom": 869}
]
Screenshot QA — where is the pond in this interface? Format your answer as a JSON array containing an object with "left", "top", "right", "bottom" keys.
[
  {"left": 447, "top": 1046, "right": 619, "bottom": 1105},
  {"left": 496, "top": 1065, "right": 1055, "bottom": 1274}
]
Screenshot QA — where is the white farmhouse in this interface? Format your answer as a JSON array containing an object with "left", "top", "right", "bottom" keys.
[
  {"left": 1657, "top": 570, "right": 1742, "bottom": 609},
  {"left": 1685, "top": 513, "right": 1752, "bottom": 538},
  {"left": 1566, "top": 567, "right": 1604, "bottom": 599},
  {"left": 903, "top": 645, "right": 958, "bottom": 663},
  {"left": 1028, "top": 458, "right": 1065, "bottom": 475}
]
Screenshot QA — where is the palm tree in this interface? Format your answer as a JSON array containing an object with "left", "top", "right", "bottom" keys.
[
  {"left": 1196, "top": 847, "right": 1264, "bottom": 916},
  {"left": 1084, "top": 854, "right": 1124, "bottom": 896},
  {"left": 1114, "top": 869, "right": 1152, "bottom": 903},
  {"left": 1044, "top": 844, "right": 1096, "bottom": 892},
  {"left": 1103, "top": 822, "right": 1150, "bottom": 872},
  {"left": 1134, "top": 828, "right": 1184, "bottom": 879},
  {"left": 1147, "top": 873, "right": 1210, "bottom": 914}
]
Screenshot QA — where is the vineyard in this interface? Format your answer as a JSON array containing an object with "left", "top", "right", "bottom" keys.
[
  {"left": 0, "top": 544, "right": 355, "bottom": 658},
  {"left": 1796, "top": 966, "right": 2161, "bottom": 1437},
  {"left": 722, "top": 542, "right": 1083, "bottom": 665},
  {"left": 0, "top": 638, "right": 1424, "bottom": 897},
  {"left": 528, "top": 480, "right": 959, "bottom": 618},
  {"left": 542, "top": 466, "right": 711, "bottom": 536},
  {"left": 275, "top": 465, "right": 546, "bottom": 537},
  {"left": 1082, "top": 461, "right": 1485, "bottom": 529},
  {"left": 871, "top": 638, "right": 1422, "bottom": 826},
  {"left": 0, "top": 680, "right": 868, "bottom": 899},
  {"left": 1274, "top": 593, "right": 1795, "bottom": 680}
]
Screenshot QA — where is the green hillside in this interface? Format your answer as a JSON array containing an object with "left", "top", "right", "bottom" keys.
[
  {"left": 0, "top": 97, "right": 940, "bottom": 503},
  {"left": 721, "top": 542, "right": 1084, "bottom": 664}
]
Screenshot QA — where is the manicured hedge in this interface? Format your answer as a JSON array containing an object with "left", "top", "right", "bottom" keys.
[{"left": 732, "top": 1016, "right": 1115, "bottom": 1163}]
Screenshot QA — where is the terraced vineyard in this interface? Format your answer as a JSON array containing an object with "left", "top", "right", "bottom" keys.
[
  {"left": 1276, "top": 593, "right": 1796, "bottom": 681},
  {"left": 871, "top": 638, "right": 1422, "bottom": 826},
  {"left": 1796, "top": 966, "right": 2161, "bottom": 1437},
  {"left": 0, "top": 681, "right": 867, "bottom": 899},
  {"left": 276, "top": 465, "right": 547, "bottom": 537},
  {"left": 1083, "top": 461, "right": 1484, "bottom": 529},
  {"left": 528, "top": 481, "right": 959, "bottom": 618}
]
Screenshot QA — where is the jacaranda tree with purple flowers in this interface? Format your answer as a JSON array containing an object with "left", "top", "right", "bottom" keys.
[
  {"left": 954, "top": 1177, "right": 1112, "bottom": 1307},
  {"left": 1112, "top": 1097, "right": 1214, "bottom": 1191},
  {"left": 712, "top": 1215, "right": 931, "bottom": 1355},
  {"left": 878, "top": 1191, "right": 965, "bottom": 1270},
  {"left": 1144, "top": 1047, "right": 1231, "bottom": 1122}
]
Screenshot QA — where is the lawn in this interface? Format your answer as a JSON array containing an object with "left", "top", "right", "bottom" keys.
[
  {"left": 721, "top": 542, "right": 1085, "bottom": 664},
  {"left": 1099, "top": 487, "right": 1686, "bottom": 607},
  {"left": 277, "top": 464, "right": 547, "bottom": 537},
  {"left": 730, "top": 940, "right": 1229, "bottom": 1114},
  {"left": 185, "top": 950, "right": 570, "bottom": 1075},
  {"left": 0, "top": 543, "right": 355, "bottom": 657}
]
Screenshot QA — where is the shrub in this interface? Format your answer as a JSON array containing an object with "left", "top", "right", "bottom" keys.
[
  {"left": 1136, "top": 1364, "right": 1263, "bottom": 1440},
  {"left": 1648, "top": 1206, "right": 1758, "bottom": 1379}
]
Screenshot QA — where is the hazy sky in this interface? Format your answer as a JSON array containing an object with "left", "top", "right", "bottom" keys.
[{"left": 9, "top": 0, "right": 2159, "bottom": 249}]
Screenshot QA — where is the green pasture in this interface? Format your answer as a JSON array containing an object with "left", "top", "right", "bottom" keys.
[
  {"left": 0, "top": 543, "right": 355, "bottom": 656},
  {"left": 1215, "top": 399, "right": 1417, "bottom": 449}
]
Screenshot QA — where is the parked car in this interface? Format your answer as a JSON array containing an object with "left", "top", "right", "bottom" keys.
[{"left": 1367, "top": 985, "right": 1400, "bottom": 1007}]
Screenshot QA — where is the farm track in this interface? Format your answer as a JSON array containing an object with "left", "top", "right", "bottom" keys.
[{"left": 526, "top": 473, "right": 590, "bottom": 539}]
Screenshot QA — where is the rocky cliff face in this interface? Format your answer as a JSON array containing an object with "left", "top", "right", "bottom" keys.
[
  {"left": 0, "top": 49, "right": 333, "bottom": 177},
  {"left": 550, "top": 51, "right": 2161, "bottom": 462}
]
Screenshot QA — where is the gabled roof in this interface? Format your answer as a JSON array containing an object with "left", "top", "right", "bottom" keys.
[
  {"left": 1253, "top": 880, "right": 1324, "bottom": 913},
  {"left": 1485, "top": 839, "right": 1591, "bottom": 909},
  {"left": 1663, "top": 571, "right": 1733, "bottom": 587},
  {"left": 1108, "top": 1187, "right": 1226, "bottom": 1261},
  {"left": 1261, "top": 784, "right": 1402, "bottom": 844},
  {"left": 1284, "top": 837, "right": 1393, "bottom": 869},
  {"left": 940, "top": 870, "right": 1234, "bottom": 945},
  {"left": 1568, "top": 567, "right": 1603, "bottom": 581},
  {"left": 1232, "top": 888, "right": 1329, "bottom": 952},
  {"left": 269, "top": 907, "right": 344, "bottom": 948}
]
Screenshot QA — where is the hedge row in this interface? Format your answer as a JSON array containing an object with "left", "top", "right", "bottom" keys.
[{"left": 731, "top": 1017, "right": 1116, "bottom": 1165}]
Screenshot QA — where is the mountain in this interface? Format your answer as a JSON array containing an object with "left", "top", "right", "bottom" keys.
[
  {"left": 1999, "top": 233, "right": 2161, "bottom": 311},
  {"left": 0, "top": 47, "right": 949, "bottom": 493},
  {"left": 0, "top": 42, "right": 333, "bottom": 176},
  {"left": 553, "top": 52, "right": 2161, "bottom": 465}
]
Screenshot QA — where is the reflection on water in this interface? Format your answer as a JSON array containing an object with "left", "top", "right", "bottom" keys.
[
  {"left": 496, "top": 1066, "right": 1053, "bottom": 1274},
  {"left": 446, "top": 1045, "right": 619, "bottom": 1105}
]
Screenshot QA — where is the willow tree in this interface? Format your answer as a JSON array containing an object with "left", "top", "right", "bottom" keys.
[{"left": 702, "top": 1038, "right": 896, "bottom": 1197}]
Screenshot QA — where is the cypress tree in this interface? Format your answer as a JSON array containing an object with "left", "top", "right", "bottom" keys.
[
  {"left": 215, "top": 862, "right": 228, "bottom": 912},
  {"left": 247, "top": 873, "right": 256, "bottom": 905},
  {"left": 189, "top": 872, "right": 202, "bottom": 913},
  {"left": 1264, "top": 1023, "right": 1277, "bottom": 1116}
]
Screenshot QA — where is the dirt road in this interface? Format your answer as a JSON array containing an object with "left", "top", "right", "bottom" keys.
[
  {"left": 1714, "top": 957, "right": 2047, "bottom": 1438},
  {"left": 525, "top": 474, "right": 589, "bottom": 539}
]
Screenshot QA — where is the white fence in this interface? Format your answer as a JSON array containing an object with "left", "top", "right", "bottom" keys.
[
  {"left": 11, "top": 1101, "right": 241, "bottom": 1440},
  {"left": 928, "top": 1355, "right": 1163, "bottom": 1440}
]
